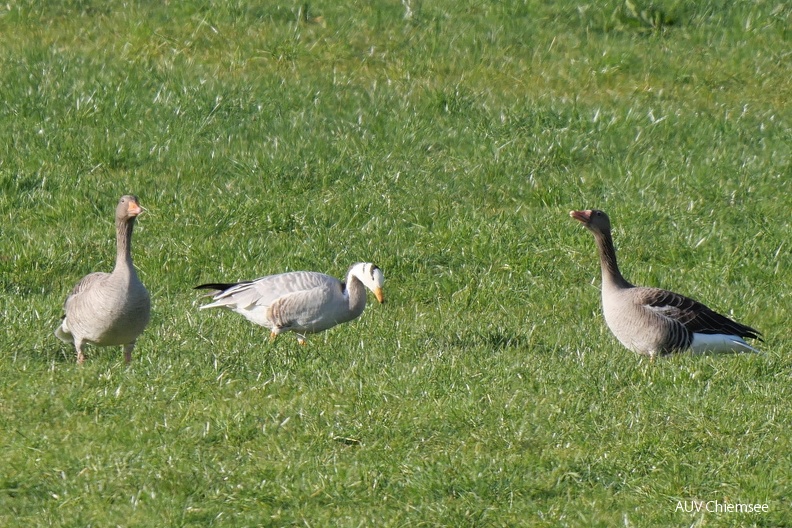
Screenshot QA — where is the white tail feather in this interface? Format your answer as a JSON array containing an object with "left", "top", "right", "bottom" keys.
[{"left": 690, "top": 333, "right": 760, "bottom": 354}]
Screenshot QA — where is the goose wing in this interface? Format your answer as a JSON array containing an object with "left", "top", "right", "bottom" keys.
[
  {"left": 198, "top": 271, "right": 339, "bottom": 311},
  {"left": 68, "top": 271, "right": 109, "bottom": 295},
  {"left": 63, "top": 272, "right": 110, "bottom": 308},
  {"left": 638, "top": 287, "right": 761, "bottom": 340},
  {"left": 267, "top": 282, "right": 345, "bottom": 332}
]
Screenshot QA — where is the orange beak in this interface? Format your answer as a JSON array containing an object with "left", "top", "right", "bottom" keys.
[
  {"left": 128, "top": 201, "right": 143, "bottom": 216},
  {"left": 373, "top": 287, "right": 385, "bottom": 304}
]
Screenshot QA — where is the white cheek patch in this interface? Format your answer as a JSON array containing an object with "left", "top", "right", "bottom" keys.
[{"left": 372, "top": 267, "right": 385, "bottom": 287}]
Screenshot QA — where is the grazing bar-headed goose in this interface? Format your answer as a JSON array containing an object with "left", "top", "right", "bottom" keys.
[
  {"left": 56, "top": 195, "right": 151, "bottom": 364},
  {"left": 195, "top": 262, "right": 385, "bottom": 344},
  {"left": 570, "top": 209, "right": 761, "bottom": 359}
]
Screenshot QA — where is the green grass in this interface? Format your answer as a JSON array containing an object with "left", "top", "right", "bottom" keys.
[{"left": 1, "top": 0, "right": 790, "bottom": 526}]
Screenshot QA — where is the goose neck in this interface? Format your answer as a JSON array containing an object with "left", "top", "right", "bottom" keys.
[
  {"left": 114, "top": 217, "right": 136, "bottom": 272},
  {"left": 345, "top": 274, "right": 368, "bottom": 317},
  {"left": 594, "top": 229, "right": 632, "bottom": 290}
]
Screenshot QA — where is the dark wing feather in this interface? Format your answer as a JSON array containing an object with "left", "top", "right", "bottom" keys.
[
  {"left": 194, "top": 282, "right": 251, "bottom": 292},
  {"left": 638, "top": 287, "right": 762, "bottom": 341}
]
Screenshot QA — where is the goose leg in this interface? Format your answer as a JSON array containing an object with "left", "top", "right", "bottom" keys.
[
  {"left": 75, "top": 340, "right": 86, "bottom": 365},
  {"left": 123, "top": 342, "right": 135, "bottom": 363}
]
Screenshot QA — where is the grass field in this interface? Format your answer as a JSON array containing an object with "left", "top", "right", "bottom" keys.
[{"left": 1, "top": 0, "right": 790, "bottom": 526}]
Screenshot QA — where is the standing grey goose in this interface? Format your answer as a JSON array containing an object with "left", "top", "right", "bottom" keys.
[
  {"left": 195, "top": 262, "right": 385, "bottom": 344},
  {"left": 570, "top": 209, "right": 761, "bottom": 359},
  {"left": 55, "top": 195, "right": 151, "bottom": 364}
]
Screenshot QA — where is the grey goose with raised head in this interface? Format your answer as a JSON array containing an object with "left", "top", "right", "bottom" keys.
[
  {"left": 570, "top": 209, "right": 761, "bottom": 359},
  {"left": 56, "top": 195, "right": 151, "bottom": 363}
]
